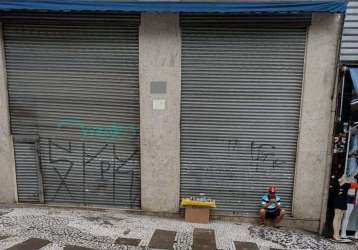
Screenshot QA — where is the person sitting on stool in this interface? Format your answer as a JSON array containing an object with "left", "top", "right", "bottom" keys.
[{"left": 259, "top": 186, "right": 285, "bottom": 227}]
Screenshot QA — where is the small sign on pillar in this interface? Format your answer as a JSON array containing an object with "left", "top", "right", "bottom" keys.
[
  {"left": 153, "top": 99, "right": 166, "bottom": 110},
  {"left": 151, "top": 81, "right": 167, "bottom": 94},
  {"left": 151, "top": 81, "right": 167, "bottom": 111}
]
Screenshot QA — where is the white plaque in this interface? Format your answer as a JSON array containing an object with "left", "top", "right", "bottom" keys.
[{"left": 153, "top": 99, "right": 166, "bottom": 110}]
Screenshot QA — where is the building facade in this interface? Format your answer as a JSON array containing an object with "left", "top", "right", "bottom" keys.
[{"left": 0, "top": 0, "right": 345, "bottom": 232}]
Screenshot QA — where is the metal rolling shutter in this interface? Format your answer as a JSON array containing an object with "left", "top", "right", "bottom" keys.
[
  {"left": 5, "top": 15, "right": 141, "bottom": 208},
  {"left": 341, "top": 0, "right": 358, "bottom": 63},
  {"left": 14, "top": 141, "right": 40, "bottom": 203},
  {"left": 181, "top": 14, "right": 308, "bottom": 214}
]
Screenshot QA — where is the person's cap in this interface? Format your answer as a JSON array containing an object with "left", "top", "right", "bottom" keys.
[{"left": 267, "top": 186, "right": 277, "bottom": 194}]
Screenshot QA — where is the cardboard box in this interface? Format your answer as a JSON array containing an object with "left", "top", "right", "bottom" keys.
[{"left": 184, "top": 206, "right": 210, "bottom": 224}]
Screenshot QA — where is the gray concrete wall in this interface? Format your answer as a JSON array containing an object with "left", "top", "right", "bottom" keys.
[
  {"left": 139, "top": 13, "right": 181, "bottom": 212},
  {"left": 0, "top": 23, "right": 17, "bottom": 203},
  {"left": 292, "top": 13, "right": 342, "bottom": 227}
]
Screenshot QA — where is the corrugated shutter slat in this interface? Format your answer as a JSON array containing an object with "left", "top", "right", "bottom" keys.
[
  {"left": 341, "top": 0, "right": 358, "bottom": 62},
  {"left": 180, "top": 15, "right": 307, "bottom": 214},
  {"left": 5, "top": 16, "right": 140, "bottom": 208},
  {"left": 14, "top": 142, "right": 40, "bottom": 203}
]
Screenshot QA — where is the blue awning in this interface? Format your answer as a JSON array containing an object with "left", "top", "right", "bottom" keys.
[
  {"left": 0, "top": 1, "right": 347, "bottom": 13},
  {"left": 350, "top": 68, "right": 358, "bottom": 94}
]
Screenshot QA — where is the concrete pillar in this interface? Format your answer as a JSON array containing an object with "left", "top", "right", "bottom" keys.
[
  {"left": 292, "top": 14, "right": 342, "bottom": 226},
  {"left": 0, "top": 23, "right": 17, "bottom": 203},
  {"left": 139, "top": 13, "right": 181, "bottom": 212}
]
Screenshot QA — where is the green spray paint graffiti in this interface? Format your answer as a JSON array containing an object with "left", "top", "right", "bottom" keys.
[{"left": 57, "top": 116, "right": 139, "bottom": 138}]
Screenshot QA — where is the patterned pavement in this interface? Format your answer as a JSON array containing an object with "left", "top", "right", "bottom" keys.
[
  {"left": 0, "top": 233, "right": 297, "bottom": 250},
  {"left": 0, "top": 206, "right": 357, "bottom": 250}
]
